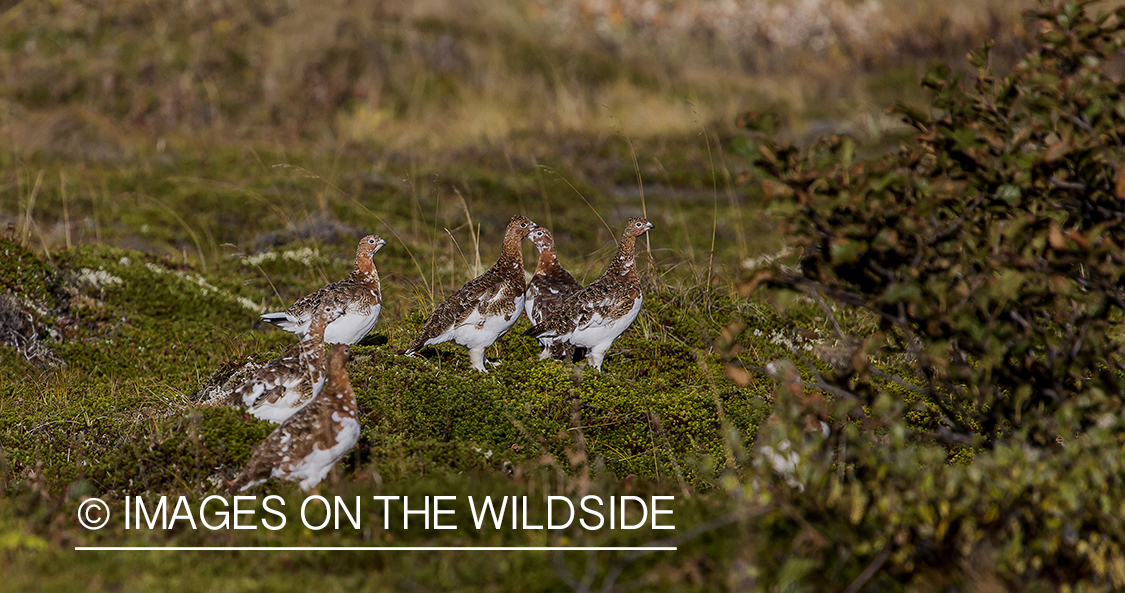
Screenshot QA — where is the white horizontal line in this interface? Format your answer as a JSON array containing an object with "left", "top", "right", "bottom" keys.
[{"left": 75, "top": 546, "right": 677, "bottom": 552}]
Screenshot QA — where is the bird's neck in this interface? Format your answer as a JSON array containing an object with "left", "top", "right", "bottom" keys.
[
  {"left": 497, "top": 233, "right": 525, "bottom": 276},
  {"left": 607, "top": 234, "right": 638, "bottom": 280},
  {"left": 350, "top": 253, "right": 379, "bottom": 285},
  {"left": 323, "top": 359, "right": 356, "bottom": 404},
  {"left": 323, "top": 375, "right": 354, "bottom": 400},
  {"left": 534, "top": 249, "right": 560, "bottom": 276}
]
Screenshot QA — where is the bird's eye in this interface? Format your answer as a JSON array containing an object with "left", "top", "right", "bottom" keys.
[{"left": 521, "top": 223, "right": 527, "bottom": 228}]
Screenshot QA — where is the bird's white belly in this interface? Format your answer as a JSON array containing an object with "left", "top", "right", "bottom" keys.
[
  {"left": 568, "top": 296, "right": 642, "bottom": 348},
  {"left": 246, "top": 375, "right": 323, "bottom": 423},
  {"left": 278, "top": 417, "right": 361, "bottom": 490},
  {"left": 431, "top": 294, "right": 524, "bottom": 349},
  {"left": 324, "top": 305, "right": 381, "bottom": 344},
  {"left": 524, "top": 289, "right": 538, "bottom": 323}
]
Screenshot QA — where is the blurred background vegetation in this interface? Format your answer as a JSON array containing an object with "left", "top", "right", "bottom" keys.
[
  {"left": 1, "top": 0, "right": 1033, "bottom": 150},
  {"left": 6, "top": 0, "right": 1125, "bottom": 591}
]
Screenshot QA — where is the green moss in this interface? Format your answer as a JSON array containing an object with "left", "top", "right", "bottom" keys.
[
  {"left": 0, "top": 238, "right": 61, "bottom": 307},
  {"left": 92, "top": 407, "right": 274, "bottom": 495}
]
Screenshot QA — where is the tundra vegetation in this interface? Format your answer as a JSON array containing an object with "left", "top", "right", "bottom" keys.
[{"left": 3, "top": 0, "right": 1123, "bottom": 591}]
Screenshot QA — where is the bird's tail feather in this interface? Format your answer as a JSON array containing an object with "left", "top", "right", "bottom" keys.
[{"left": 260, "top": 312, "right": 296, "bottom": 331}]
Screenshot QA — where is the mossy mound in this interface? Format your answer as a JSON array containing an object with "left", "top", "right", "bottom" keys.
[
  {"left": 0, "top": 238, "right": 70, "bottom": 367},
  {"left": 48, "top": 245, "right": 285, "bottom": 385},
  {"left": 91, "top": 407, "right": 275, "bottom": 495},
  {"left": 1, "top": 237, "right": 797, "bottom": 497},
  {"left": 0, "top": 238, "right": 64, "bottom": 309},
  {"left": 348, "top": 340, "right": 771, "bottom": 487}
]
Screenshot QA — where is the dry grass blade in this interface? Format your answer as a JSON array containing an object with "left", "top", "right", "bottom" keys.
[
  {"left": 703, "top": 127, "right": 718, "bottom": 290},
  {"left": 532, "top": 156, "right": 555, "bottom": 232},
  {"left": 20, "top": 169, "right": 44, "bottom": 249},
  {"left": 622, "top": 133, "right": 653, "bottom": 264},
  {"left": 345, "top": 195, "right": 432, "bottom": 304},
  {"left": 143, "top": 194, "right": 209, "bottom": 271},
  {"left": 454, "top": 188, "right": 483, "bottom": 277},
  {"left": 60, "top": 171, "right": 71, "bottom": 250},
  {"left": 537, "top": 165, "right": 614, "bottom": 241}
]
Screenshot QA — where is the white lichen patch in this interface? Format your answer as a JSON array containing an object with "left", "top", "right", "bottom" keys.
[
  {"left": 241, "top": 246, "right": 322, "bottom": 268},
  {"left": 281, "top": 246, "right": 320, "bottom": 266},
  {"left": 145, "top": 262, "right": 266, "bottom": 313},
  {"left": 237, "top": 296, "right": 263, "bottom": 312},
  {"left": 77, "top": 267, "right": 124, "bottom": 288},
  {"left": 755, "top": 327, "right": 821, "bottom": 353},
  {"left": 242, "top": 251, "right": 278, "bottom": 266},
  {"left": 205, "top": 474, "right": 229, "bottom": 489}
]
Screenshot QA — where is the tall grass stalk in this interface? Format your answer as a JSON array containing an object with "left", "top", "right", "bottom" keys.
[
  {"left": 430, "top": 193, "right": 439, "bottom": 307},
  {"left": 344, "top": 195, "right": 431, "bottom": 305},
  {"left": 622, "top": 135, "right": 653, "bottom": 265},
  {"left": 225, "top": 243, "right": 284, "bottom": 306},
  {"left": 703, "top": 127, "right": 719, "bottom": 291},
  {"left": 444, "top": 228, "right": 471, "bottom": 281},
  {"left": 453, "top": 189, "right": 483, "bottom": 277},
  {"left": 651, "top": 156, "right": 700, "bottom": 277},
  {"left": 144, "top": 195, "right": 208, "bottom": 272},
  {"left": 716, "top": 142, "right": 749, "bottom": 264},
  {"left": 538, "top": 166, "right": 613, "bottom": 240},
  {"left": 60, "top": 171, "right": 71, "bottom": 250},
  {"left": 94, "top": 181, "right": 106, "bottom": 243},
  {"left": 532, "top": 156, "right": 554, "bottom": 232},
  {"left": 20, "top": 169, "right": 44, "bottom": 249}
]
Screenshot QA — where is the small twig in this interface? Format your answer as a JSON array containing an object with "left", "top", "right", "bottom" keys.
[
  {"left": 809, "top": 288, "right": 847, "bottom": 342},
  {"left": 552, "top": 548, "right": 582, "bottom": 592},
  {"left": 599, "top": 511, "right": 751, "bottom": 593},
  {"left": 1050, "top": 176, "right": 1088, "bottom": 191},
  {"left": 932, "top": 195, "right": 984, "bottom": 242},
  {"left": 870, "top": 368, "right": 929, "bottom": 397},
  {"left": 797, "top": 355, "right": 860, "bottom": 402},
  {"left": 20, "top": 170, "right": 45, "bottom": 249},
  {"left": 1061, "top": 112, "right": 1118, "bottom": 167},
  {"left": 840, "top": 542, "right": 892, "bottom": 593},
  {"left": 649, "top": 412, "right": 691, "bottom": 498}
]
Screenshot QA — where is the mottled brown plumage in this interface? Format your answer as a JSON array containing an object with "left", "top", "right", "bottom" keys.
[
  {"left": 224, "top": 302, "right": 343, "bottom": 423},
  {"left": 405, "top": 215, "right": 537, "bottom": 371},
  {"left": 524, "top": 228, "right": 583, "bottom": 360},
  {"left": 261, "top": 235, "right": 386, "bottom": 344},
  {"left": 525, "top": 217, "right": 654, "bottom": 370},
  {"left": 230, "top": 344, "right": 360, "bottom": 492}
]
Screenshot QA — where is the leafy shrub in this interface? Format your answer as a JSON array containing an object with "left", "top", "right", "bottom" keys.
[
  {"left": 751, "top": 0, "right": 1125, "bottom": 448},
  {"left": 729, "top": 1, "right": 1125, "bottom": 589}
]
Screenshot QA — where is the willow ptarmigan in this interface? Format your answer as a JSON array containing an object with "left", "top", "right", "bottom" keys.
[
  {"left": 525, "top": 217, "right": 654, "bottom": 370},
  {"left": 260, "top": 234, "right": 386, "bottom": 344},
  {"left": 524, "top": 227, "right": 583, "bottom": 360},
  {"left": 405, "top": 215, "right": 537, "bottom": 371},
  {"left": 230, "top": 344, "right": 360, "bottom": 492},
  {"left": 228, "top": 302, "right": 343, "bottom": 423}
]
